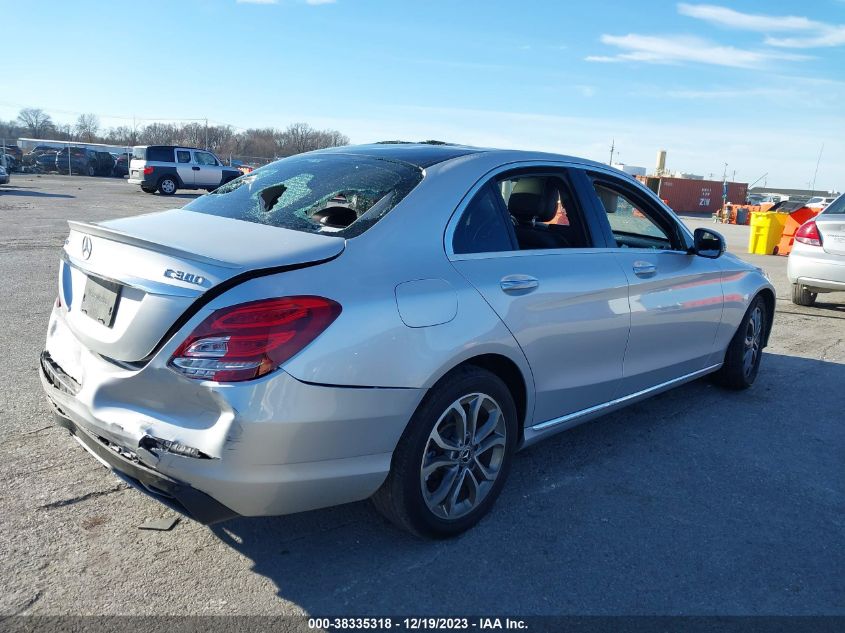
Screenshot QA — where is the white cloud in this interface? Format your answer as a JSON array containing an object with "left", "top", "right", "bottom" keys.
[
  {"left": 678, "top": 3, "right": 845, "bottom": 48},
  {"left": 584, "top": 55, "right": 620, "bottom": 63},
  {"left": 677, "top": 3, "right": 813, "bottom": 31},
  {"left": 766, "top": 28, "right": 845, "bottom": 49},
  {"left": 591, "top": 34, "right": 807, "bottom": 68}
]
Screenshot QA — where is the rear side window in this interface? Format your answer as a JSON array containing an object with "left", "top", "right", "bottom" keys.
[
  {"left": 184, "top": 153, "right": 423, "bottom": 238},
  {"left": 176, "top": 150, "right": 191, "bottom": 163},
  {"left": 821, "top": 195, "right": 844, "bottom": 215},
  {"left": 453, "top": 186, "right": 514, "bottom": 254},
  {"left": 146, "top": 147, "right": 173, "bottom": 162}
]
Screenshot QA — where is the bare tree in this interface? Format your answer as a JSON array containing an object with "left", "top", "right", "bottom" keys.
[
  {"left": 17, "top": 108, "right": 54, "bottom": 138},
  {"left": 75, "top": 114, "right": 100, "bottom": 142}
]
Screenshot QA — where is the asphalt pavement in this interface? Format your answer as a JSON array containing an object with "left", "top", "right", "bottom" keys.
[{"left": 0, "top": 175, "right": 842, "bottom": 616}]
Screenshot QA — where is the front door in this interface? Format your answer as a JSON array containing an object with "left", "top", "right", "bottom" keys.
[
  {"left": 448, "top": 169, "right": 631, "bottom": 424},
  {"left": 586, "top": 174, "right": 724, "bottom": 394},
  {"left": 192, "top": 150, "right": 223, "bottom": 188}
]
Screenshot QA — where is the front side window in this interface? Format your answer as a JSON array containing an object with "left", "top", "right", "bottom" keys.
[
  {"left": 194, "top": 151, "right": 217, "bottom": 166},
  {"left": 184, "top": 153, "right": 423, "bottom": 238},
  {"left": 592, "top": 180, "right": 678, "bottom": 250}
]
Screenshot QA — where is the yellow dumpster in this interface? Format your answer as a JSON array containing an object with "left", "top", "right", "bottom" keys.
[{"left": 748, "top": 212, "right": 788, "bottom": 255}]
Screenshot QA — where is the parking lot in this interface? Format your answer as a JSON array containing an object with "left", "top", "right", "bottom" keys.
[{"left": 0, "top": 174, "right": 842, "bottom": 616}]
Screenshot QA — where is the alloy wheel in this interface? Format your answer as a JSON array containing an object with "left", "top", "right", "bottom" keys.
[
  {"left": 743, "top": 306, "right": 763, "bottom": 378},
  {"left": 420, "top": 392, "right": 507, "bottom": 520}
]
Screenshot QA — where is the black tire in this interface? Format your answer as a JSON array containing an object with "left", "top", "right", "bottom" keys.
[
  {"left": 87, "top": 163, "right": 96, "bottom": 177},
  {"left": 372, "top": 365, "right": 517, "bottom": 538},
  {"left": 714, "top": 295, "right": 767, "bottom": 390},
  {"left": 791, "top": 283, "right": 817, "bottom": 307},
  {"left": 141, "top": 186, "right": 156, "bottom": 194},
  {"left": 158, "top": 176, "right": 177, "bottom": 195}
]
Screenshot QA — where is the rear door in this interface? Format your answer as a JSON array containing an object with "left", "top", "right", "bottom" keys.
[
  {"left": 584, "top": 172, "right": 724, "bottom": 394},
  {"left": 192, "top": 150, "right": 223, "bottom": 188},
  {"left": 175, "top": 148, "right": 194, "bottom": 186},
  {"left": 448, "top": 166, "right": 631, "bottom": 424}
]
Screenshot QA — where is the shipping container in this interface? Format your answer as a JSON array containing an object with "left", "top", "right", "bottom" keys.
[{"left": 656, "top": 177, "right": 748, "bottom": 215}]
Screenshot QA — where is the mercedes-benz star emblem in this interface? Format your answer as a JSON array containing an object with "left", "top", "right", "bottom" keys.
[{"left": 81, "top": 236, "right": 92, "bottom": 260}]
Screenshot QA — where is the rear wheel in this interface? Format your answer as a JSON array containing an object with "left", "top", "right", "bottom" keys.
[
  {"left": 158, "top": 176, "right": 177, "bottom": 195},
  {"left": 87, "top": 163, "right": 96, "bottom": 177},
  {"left": 714, "top": 296, "right": 767, "bottom": 390},
  {"left": 372, "top": 366, "right": 517, "bottom": 538},
  {"left": 791, "top": 283, "right": 817, "bottom": 306}
]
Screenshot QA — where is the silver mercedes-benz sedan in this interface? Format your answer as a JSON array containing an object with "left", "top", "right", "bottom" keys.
[
  {"left": 40, "top": 144, "right": 775, "bottom": 537},
  {"left": 788, "top": 194, "right": 845, "bottom": 306}
]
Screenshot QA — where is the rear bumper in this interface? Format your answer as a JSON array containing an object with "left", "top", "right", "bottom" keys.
[
  {"left": 40, "top": 307, "right": 424, "bottom": 520},
  {"left": 51, "top": 403, "right": 238, "bottom": 524},
  {"left": 788, "top": 247, "right": 845, "bottom": 291}
]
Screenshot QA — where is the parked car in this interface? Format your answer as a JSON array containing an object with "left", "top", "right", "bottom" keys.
[
  {"left": 0, "top": 154, "right": 16, "bottom": 173},
  {"left": 788, "top": 194, "right": 845, "bottom": 306},
  {"left": 34, "top": 151, "right": 59, "bottom": 172},
  {"left": 55, "top": 147, "right": 99, "bottom": 176},
  {"left": 40, "top": 144, "right": 775, "bottom": 537},
  {"left": 805, "top": 196, "right": 838, "bottom": 210},
  {"left": 0, "top": 165, "right": 9, "bottom": 185},
  {"left": 112, "top": 152, "right": 130, "bottom": 177},
  {"left": 93, "top": 151, "right": 115, "bottom": 176},
  {"left": 128, "top": 145, "right": 241, "bottom": 194}
]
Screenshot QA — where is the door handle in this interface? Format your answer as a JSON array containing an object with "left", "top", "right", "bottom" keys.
[
  {"left": 632, "top": 261, "right": 657, "bottom": 277},
  {"left": 192, "top": 166, "right": 200, "bottom": 171},
  {"left": 500, "top": 275, "right": 539, "bottom": 294}
]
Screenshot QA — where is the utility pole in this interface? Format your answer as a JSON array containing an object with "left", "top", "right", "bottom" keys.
[
  {"left": 205, "top": 118, "right": 209, "bottom": 150},
  {"left": 609, "top": 138, "right": 615, "bottom": 165}
]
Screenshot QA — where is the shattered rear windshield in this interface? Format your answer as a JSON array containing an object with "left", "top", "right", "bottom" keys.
[{"left": 183, "top": 153, "right": 423, "bottom": 238}]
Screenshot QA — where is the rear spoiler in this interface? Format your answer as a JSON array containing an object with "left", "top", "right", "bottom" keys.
[{"left": 67, "top": 220, "right": 242, "bottom": 269}]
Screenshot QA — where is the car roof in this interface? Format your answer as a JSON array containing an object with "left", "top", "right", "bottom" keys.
[{"left": 311, "top": 143, "right": 611, "bottom": 171}]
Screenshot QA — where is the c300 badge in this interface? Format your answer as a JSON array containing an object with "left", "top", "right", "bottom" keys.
[{"left": 164, "top": 269, "right": 206, "bottom": 286}]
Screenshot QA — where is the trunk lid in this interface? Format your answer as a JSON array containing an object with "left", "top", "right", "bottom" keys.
[
  {"left": 60, "top": 209, "right": 344, "bottom": 361},
  {"left": 816, "top": 215, "right": 845, "bottom": 256}
]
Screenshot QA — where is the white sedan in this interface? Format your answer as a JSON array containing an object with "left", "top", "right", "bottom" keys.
[{"left": 789, "top": 194, "right": 845, "bottom": 305}]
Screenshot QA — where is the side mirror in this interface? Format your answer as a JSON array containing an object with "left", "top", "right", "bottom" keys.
[{"left": 693, "top": 227, "right": 726, "bottom": 259}]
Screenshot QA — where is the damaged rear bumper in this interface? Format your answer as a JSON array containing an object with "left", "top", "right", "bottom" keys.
[{"left": 51, "top": 405, "right": 238, "bottom": 524}]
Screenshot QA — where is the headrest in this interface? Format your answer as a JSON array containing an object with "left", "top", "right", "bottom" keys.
[{"left": 507, "top": 178, "right": 560, "bottom": 223}]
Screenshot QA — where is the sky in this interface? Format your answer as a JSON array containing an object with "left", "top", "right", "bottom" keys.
[{"left": 2, "top": 0, "right": 844, "bottom": 190}]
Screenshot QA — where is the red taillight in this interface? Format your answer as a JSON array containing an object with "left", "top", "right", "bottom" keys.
[
  {"left": 143, "top": 166, "right": 154, "bottom": 175},
  {"left": 795, "top": 221, "right": 822, "bottom": 247},
  {"left": 169, "top": 296, "right": 341, "bottom": 382}
]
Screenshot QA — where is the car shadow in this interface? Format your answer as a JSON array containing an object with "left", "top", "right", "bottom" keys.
[
  {"left": 208, "top": 353, "right": 844, "bottom": 615},
  {"left": 0, "top": 186, "right": 74, "bottom": 199}
]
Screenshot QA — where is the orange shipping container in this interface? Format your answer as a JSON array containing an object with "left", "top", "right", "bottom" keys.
[{"left": 657, "top": 177, "right": 748, "bottom": 214}]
